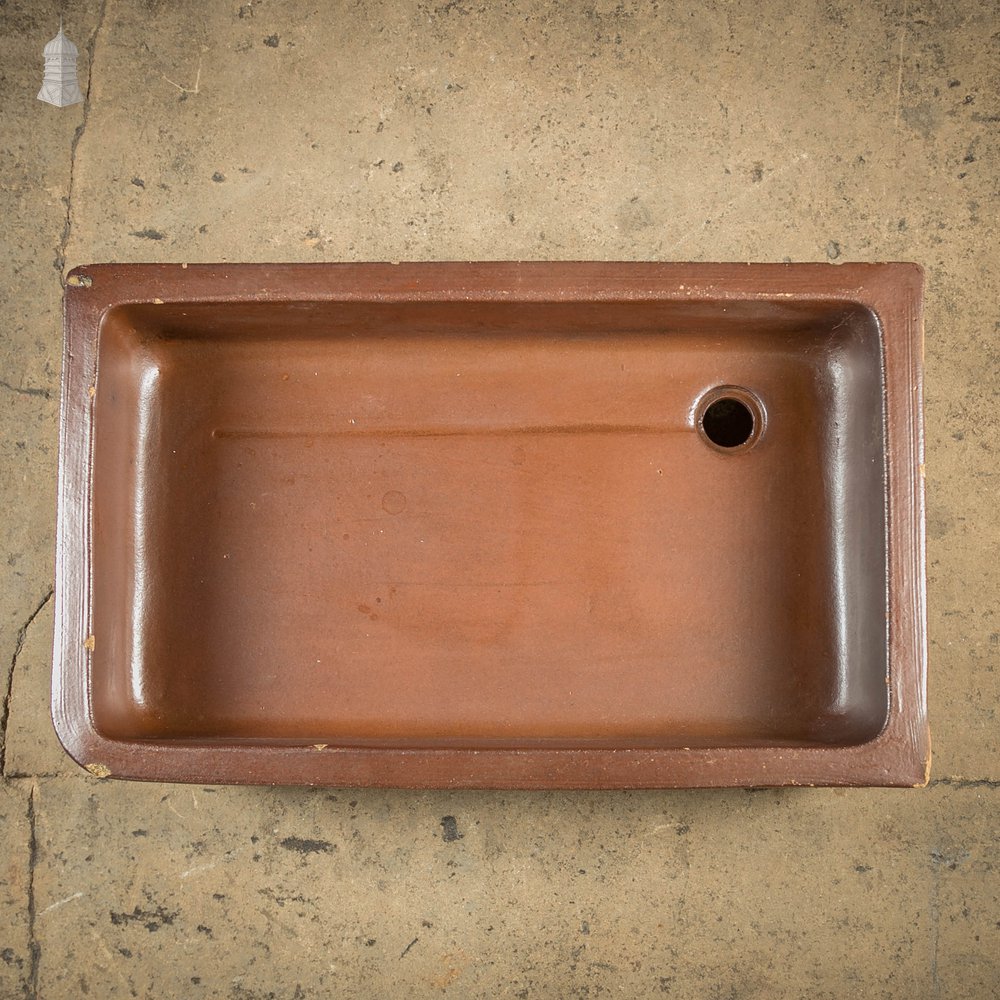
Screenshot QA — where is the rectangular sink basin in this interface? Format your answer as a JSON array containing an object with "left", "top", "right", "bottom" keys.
[{"left": 54, "top": 262, "right": 927, "bottom": 787}]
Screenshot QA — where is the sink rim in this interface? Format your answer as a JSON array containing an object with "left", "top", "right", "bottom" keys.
[{"left": 53, "top": 261, "right": 927, "bottom": 788}]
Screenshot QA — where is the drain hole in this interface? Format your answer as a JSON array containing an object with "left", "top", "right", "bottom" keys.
[{"left": 701, "top": 396, "right": 755, "bottom": 448}]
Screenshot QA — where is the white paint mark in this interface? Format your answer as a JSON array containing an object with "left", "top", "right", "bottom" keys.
[
  {"left": 42, "top": 891, "right": 83, "bottom": 914},
  {"left": 180, "top": 862, "right": 218, "bottom": 880},
  {"left": 165, "top": 798, "right": 188, "bottom": 823},
  {"left": 163, "top": 53, "right": 203, "bottom": 95}
]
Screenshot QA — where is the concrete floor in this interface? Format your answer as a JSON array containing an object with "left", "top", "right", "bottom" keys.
[{"left": 1, "top": 0, "right": 998, "bottom": 996}]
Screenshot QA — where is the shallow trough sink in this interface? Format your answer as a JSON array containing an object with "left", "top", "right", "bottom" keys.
[{"left": 54, "top": 262, "right": 927, "bottom": 787}]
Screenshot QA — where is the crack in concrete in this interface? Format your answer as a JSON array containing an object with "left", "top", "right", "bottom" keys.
[
  {"left": 55, "top": 0, "right": 111, "bottom": 284},
  {"left": 929, "top": 855, "right": 940, "bottom": 1000},
  {"left": 0, "top": 380, "right": 51, "bottom": 400},
  {"left": 929, "top": 777, "right": 1000, "bottom": 789},
  {"left": 27, "top": 783, "right": 41, "bottom": 999},
  {"left": 0, "top": 589, "right": 54, "bottom": 778}
]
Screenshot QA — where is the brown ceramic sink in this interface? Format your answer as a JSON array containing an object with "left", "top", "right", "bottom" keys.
[{"left": 54, "top": 263, "right": 927, "bottom": 787}]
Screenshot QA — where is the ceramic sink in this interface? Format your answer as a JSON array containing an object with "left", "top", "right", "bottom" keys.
[{"left": 53, "top": 262, "right": 927, "bottom": 787}]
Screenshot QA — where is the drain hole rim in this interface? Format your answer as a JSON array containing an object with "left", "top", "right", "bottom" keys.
[{"left": 696, "top": 385, "right": 765, "bottom": 452}]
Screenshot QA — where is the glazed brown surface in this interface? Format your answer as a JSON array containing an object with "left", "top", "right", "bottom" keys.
[{"left": 54, "top": 263, "right": 927, "bottom": 786}]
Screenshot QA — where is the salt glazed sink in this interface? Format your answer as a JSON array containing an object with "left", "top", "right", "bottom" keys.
[{"left": 54, "top": 262, "right": 927, "bottom": 788}]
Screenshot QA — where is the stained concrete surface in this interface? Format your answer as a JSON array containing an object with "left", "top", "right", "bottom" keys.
[{"left": 1, "top": 0, "right": 998, "bottom": 996}]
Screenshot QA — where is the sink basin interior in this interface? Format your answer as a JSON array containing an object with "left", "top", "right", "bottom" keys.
[{"left": 90, "top": 296, "right": 888, "bottom": 750}]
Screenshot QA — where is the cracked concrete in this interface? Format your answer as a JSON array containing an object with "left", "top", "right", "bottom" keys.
[
  {"left": 54, "top": 0, "right": 109, "bottom": 284},
  {"left": 0, "top": 381, "right": 51, "bottom": 401},
  {"left": 25, "top": 784, "right": 40, "bottom": 1000},
  {"left": 4, "top": 593, "right": 68, "bottom": 781},
  {"left": 1, "top": 591, "right": 53, "bottom": 777},
  {"left": 1, "top": 0, "right": 998, "bottom": 997}
]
